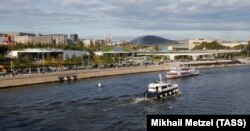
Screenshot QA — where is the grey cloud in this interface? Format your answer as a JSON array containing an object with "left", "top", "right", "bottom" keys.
[
  {"left": 0, "top": 0, "right": 96, "bottom": 29},
  {"left": 1, "top": 0, "right": 250, "bottom": 34},
  {"left": 100, "top": 0, "right": 250, "bottom": 31}
]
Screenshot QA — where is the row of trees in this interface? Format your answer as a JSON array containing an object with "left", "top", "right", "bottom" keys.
[
  {"left": 193, "top": 41, "right": 250, "bottom": 58},
  {"left": 193, "top": 41, "right": 250, "bottom": 51},
  {"left": 239, "top": 42, "right": 250, "bottom": 57},
  {"left": 193, "top": 41, "right": 230, "bottom": 50}
]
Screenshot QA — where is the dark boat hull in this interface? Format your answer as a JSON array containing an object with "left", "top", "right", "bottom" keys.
[
  {"left": 144, "top": 88, "right": 179, "bottom": 99},
  {"left": 181, "top": 73, "right": 200, "bottom": 77}
]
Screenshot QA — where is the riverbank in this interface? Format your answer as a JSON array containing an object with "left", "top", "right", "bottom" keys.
[
  {"left": 0, "top": 61, "right": 248, "bottom": 88},
  {"left": 168, "top": 60, "right": 248, "bottom": 69},
  {"left": 0, "top": 65, "right": 169, "bottom": 88},
  {"left": 196, "top": 63, "right": 248, "bottom": 69}
]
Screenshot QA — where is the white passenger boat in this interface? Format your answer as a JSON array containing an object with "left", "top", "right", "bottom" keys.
[
  {"left": 166, "top": 68, "right": 182, "bottom": 79},
  {"left": 144, "top": 74, "right": 180, "bottom": 99},
  {"left": 180, "top": 67, "right": 200, "bottom": 77},
  {"left": 166, "top": 67, "right": 200, "bottom": 79}
]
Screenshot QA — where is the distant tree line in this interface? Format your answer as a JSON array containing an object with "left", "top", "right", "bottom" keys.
[
  {"left": 193, "top": 41, "right": 230, "bottom": 50},
  {"left": 193, "top": 41, "right": 250, "bottom": 57},
  {"left": 239, "top": 42, "right": 250, "bottom": 57}
]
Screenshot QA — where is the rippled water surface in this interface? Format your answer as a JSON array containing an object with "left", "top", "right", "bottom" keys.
[{"left": 1, "top": 66, "right": 250, "bottom": 130}]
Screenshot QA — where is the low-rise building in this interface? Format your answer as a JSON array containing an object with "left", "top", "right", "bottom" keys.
[
  {"left": 173, "top": 39, "right": 214, "bottom": 50},
  {"left": 7, "top": 48, "right": 89, "bottom": 60},
  {"left": 219, "top": 41, "right": 248, "bottom": 48},
  {"left": 188, "top": 38, "right": 214, "bottom": 50},
  {"left": 173, "top": 40, "right": 190, "bottom": 50}
]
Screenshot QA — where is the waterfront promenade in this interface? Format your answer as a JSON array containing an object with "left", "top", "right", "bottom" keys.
[
  {"left": 0, "top": 65, "right": 168, "bottom": 88},
  {"left": 0, "top": 59, "right": 247, "bottom": 88}
]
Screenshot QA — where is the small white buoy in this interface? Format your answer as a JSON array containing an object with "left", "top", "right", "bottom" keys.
[{"left": 98, "top": 82, "right": 101, "bottom": 87}]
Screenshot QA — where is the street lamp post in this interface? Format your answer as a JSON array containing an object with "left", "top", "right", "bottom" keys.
[
  {"left": 247, "top": 50, "right": 249, "bottom": 58},
  {"left": 37, "top": 53, "right": 40, "bottom": 74},
  {"left": 82, "top": 54, "right": 84, "bottom": 67},
  {"left": 42, "top": 53, "right": 45, "bottom": 73},
  {"left": 88, "top": 53, "right": 90, "bottom": 67},
  {"left": 118, "top": 52, "right": 120, "bottom": 64}
]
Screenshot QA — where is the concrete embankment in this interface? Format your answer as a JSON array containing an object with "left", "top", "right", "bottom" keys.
[{"left": 0, "top": 65, "right": 168, "bottom": 88}]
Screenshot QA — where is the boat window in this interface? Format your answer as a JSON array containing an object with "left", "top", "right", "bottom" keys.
[{"left": 149, "top": 87, "right": 155, "bottom": 89}]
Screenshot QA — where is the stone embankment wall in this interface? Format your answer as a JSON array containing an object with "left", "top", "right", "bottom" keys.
[{"left": 0, "top": 65, "right": 168, "bottom": 88}]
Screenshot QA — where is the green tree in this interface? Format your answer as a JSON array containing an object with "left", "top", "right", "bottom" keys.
[
  {"left": 154, "top": 46, "right": 159, "bottom": 51},
  {"left": 0, "top": 45, "right": 9, "bottom": 56},
  {"left": 193, "top": 41, "right": 230, "bottom": 50},
  {"left": 75, "top": 41, "right": 84, "bottom": 50},
  {"left": 245, "top": 43, "right": 250, "bottom": 57},
  {"left": 20, "top": 54, "right": 31, "bottom": 67},
  {"left": 232, "top": 44, "right": 245, "bottom": 50}
]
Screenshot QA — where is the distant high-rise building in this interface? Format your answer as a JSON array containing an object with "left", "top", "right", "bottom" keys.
[
  {"left": 5, "top": 32, "right": 35, "bottom": 36},
  {"left": 52, "top": 34, "right": 68, "bottom": 45},
  {"left": 1, "top": 32, "right": 69, "bottom": 45},
  {"left": 1, "top": 32, "right": 35, "bottom": 45},
  {"left": 14, "top": 35, "right": 53, "bottom": 45},
  {"left": 70, "top": 34, "right": 78, "bottom": 42},
  {"left": 2, "top": 34, "right": 15, "bottom": 45}
]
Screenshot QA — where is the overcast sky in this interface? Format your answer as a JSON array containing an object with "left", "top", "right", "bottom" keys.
[{"left": 1, "top": 0, "right": 250, "bottom": 41}]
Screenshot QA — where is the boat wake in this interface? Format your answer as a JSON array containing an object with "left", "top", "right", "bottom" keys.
[
  {"left": 101, "top": 97, "right": 150, "bottom": 112},
  {"left": 131, "top": 97, "right": 150, "bottom": 104}
]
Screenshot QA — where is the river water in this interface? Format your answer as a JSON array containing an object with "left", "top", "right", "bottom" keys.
[{"left": 1, "top": 66, "right": 250, "bottom": 130}]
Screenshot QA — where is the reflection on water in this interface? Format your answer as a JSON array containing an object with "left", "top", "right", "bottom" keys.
[{"left": 1, "top": 66, "right": 250, "bottom": 130}]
